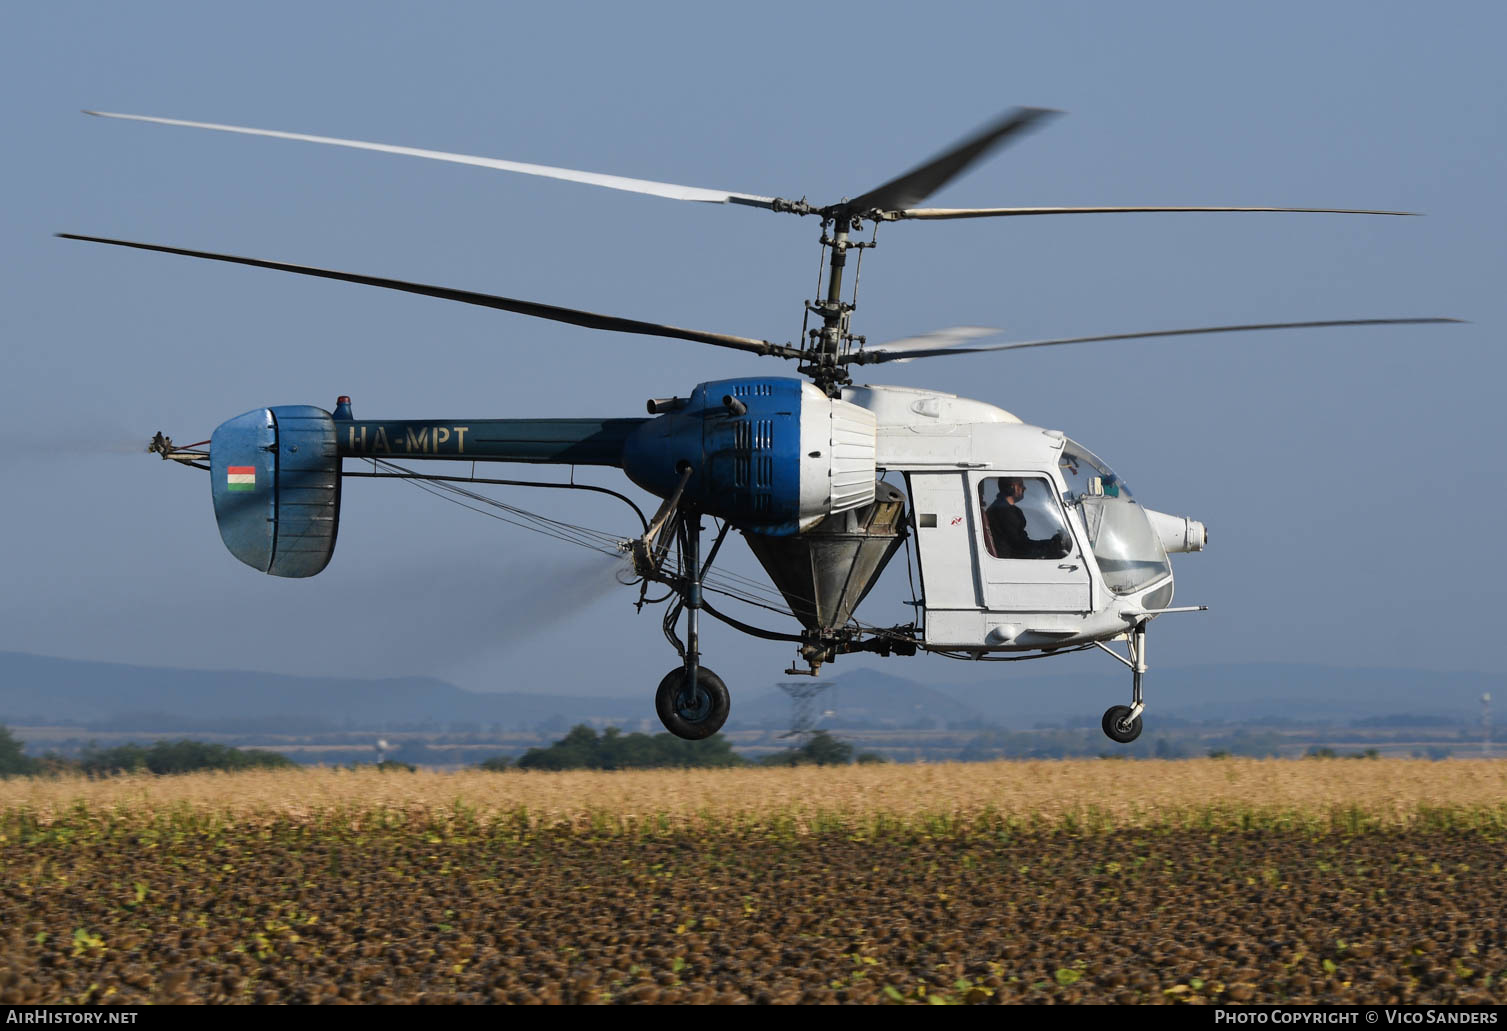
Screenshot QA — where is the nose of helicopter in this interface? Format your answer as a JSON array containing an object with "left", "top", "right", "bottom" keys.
[{"left": 1143, "top": 509, "right": 1207, "bottom": 553}]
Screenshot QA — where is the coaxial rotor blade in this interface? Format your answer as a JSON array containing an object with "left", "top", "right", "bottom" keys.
[
  {"left": 57, "top": 234, "right": 799, "bottom": 358},
  {"left": 849, "top": 318, "right": 1464, "bottom": 364},
  {"left": 888, "top": 204, "right": 1418, "bottom": 220},
  {"left": 844, "top": 107, "right": 1059, "bottom": 216},
  {"left": 861, "top": 326, "right": 1001, "bottom": 363},
  {"left": 82, "top": 110, "right": 779, "bottom": 209}
]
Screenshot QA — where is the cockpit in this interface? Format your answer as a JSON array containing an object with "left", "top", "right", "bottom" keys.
[
  {"left": 892, "top": 413, "right": 1190, "bottom": 645},
  {"left": 1058, "top": 440, "right": 1172, "bottom": 595}
]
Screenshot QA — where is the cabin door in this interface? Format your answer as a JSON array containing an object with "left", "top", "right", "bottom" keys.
[{"left": 970, "top": 472, "right": 1092, "bottom": 613}]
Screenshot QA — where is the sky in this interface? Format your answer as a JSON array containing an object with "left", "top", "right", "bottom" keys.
[{"left": 3, "top": 1, "right": 1504, "bottom": 707}]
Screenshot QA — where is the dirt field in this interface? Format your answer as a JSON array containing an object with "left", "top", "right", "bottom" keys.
[{"left": 3, "top": 759, "right": 1505, "bottom": 1004}]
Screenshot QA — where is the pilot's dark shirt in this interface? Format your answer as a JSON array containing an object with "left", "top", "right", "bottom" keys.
[{"left": 987, "top": 501, "right": 1051, "bottom": 559}]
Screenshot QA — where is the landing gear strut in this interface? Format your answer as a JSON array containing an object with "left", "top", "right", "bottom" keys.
[
  {"left": 1098, "top": 621, "right": 1147, "bottom": 744},
  {"left": 654, "top": 502, "right": 731, "bottom": 740}
]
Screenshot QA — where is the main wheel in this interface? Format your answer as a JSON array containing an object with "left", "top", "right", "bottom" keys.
[
  {"left": 656, "top": 667, "right": 730, "bottom": 740},
  {"left": 1101, "top": 704, "right": 1143, "bottom": 744}
]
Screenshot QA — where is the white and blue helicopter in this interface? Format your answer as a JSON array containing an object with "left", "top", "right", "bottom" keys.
[{"left": 63, "top": 107, "right": 1457, "bottom": 743}]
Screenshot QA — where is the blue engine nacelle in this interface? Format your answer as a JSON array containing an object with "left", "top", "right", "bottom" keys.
[
  {"left": 622, "top": 377, "right": 877, "bottom": 535},
  {"left": 210, "top": 405, "right": 341, "bottom": 577}
]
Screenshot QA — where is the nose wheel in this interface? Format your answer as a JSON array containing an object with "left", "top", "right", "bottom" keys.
[
  {"left": 1101, "top": 704, "right": 1143, "bottom": 743},
  {"left": 1096, "top": 621, "right": 1148, "bottom": 744}
]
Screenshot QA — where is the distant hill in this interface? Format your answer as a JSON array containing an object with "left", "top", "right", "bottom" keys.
[
  {"left": 0, "top": 651, "right": 1498, "bottom": 734},
  {"left": 0, "top": 651, "right": 645, "bottom": 731}
]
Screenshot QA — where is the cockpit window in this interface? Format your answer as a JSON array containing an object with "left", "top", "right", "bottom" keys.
[
  {"left": 1060, "top": 441, "right": 1170, "bottom": 595},
  {"left": 979, "top": 477, "right": 1071, "bottom": 560},
  {"left": 1059, "top": 442, "right": 1133, "bottom": 503}
]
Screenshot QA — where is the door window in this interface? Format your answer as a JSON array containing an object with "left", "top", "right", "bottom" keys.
[{"left": 978, "top": 477, "right": 1072, "bottom": 560}]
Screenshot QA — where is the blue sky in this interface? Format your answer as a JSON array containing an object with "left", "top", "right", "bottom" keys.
[{"left": 3, "top": 1, "right": 1503, "bottom": 701}]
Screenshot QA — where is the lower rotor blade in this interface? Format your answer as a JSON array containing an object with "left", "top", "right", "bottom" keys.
[
  {"left": 851, "top": 318, "right": 1464, "bottom": 364},
  {"left": 57, "top": 235, "right": 798, "bottom": 358},
  {"left": 862, "top": 326, "right": 1001, "bottom": 363},
  {"left": 889, "top": 205, "right": 1419, "bottom": 220}
]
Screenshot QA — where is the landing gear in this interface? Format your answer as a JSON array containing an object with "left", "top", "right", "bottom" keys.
[
  {"left": 646, "top": 493, "right": 734, "bottom": 740},
  {"left": 656, "top": 667, "right": 730, "bottom": 739},
  {"left": 1095, "top": 620, "right": 1148, "bottom": 744},
  {"left": 1101, "top": 704, "right": 1142, "bottom": 743}
]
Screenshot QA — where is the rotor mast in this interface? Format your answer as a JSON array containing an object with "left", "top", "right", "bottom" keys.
[
  {"left": 803, "top": 214, "right": 855, "bottom": 395},
  {"left": 795, "top": 108, "right": 1063, "bottom": 395},
  {"left": 800, "top": 200, "right": 885, "bottom": 396}
]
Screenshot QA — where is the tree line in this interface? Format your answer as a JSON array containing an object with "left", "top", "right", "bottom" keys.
[
  {"left": 1, "top": 722, "right": 887, "bottom": 776},
  {"left": 0, "top": 724, "right": 293, "bottom": 776},
  {"left": 481, "top": 725, "right": 885, "bottom": 771}
]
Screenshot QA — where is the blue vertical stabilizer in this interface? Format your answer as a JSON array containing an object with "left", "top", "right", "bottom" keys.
[{"left": 210, "top": 406, "right": 341, "bottom": 577}]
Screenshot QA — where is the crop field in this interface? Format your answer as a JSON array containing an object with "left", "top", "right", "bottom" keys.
[{"left": 3, "top": 759, "right": 1506, "bottom": 1005}]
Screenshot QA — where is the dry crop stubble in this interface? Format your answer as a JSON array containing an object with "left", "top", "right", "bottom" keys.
[{"left": 3, "top": 759, "right": 1506, "bottom": 830}]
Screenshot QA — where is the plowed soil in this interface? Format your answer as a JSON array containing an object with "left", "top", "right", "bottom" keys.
[{"left": 2, "top": 761, "right": 1505, "bottom": 1005}]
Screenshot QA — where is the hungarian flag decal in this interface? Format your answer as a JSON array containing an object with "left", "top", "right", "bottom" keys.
[{"left": 226, "top": 466, "right": 257, "bottom": 492}]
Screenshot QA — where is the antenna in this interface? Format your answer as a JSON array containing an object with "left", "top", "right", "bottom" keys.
[{"left": 778, "top": 681, "right": 833, "bottom": 741}]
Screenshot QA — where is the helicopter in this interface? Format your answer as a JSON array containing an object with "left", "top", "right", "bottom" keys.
[{"left": 61, "top": 106, "right": 1458, "bottom": 744}]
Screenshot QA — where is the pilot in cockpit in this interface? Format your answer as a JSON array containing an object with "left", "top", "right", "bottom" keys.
[{"left": 984, "top": 476, "right": 1068, "bottom": 559}]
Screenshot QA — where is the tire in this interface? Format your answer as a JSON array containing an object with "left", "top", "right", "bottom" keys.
[
  {"left": 1101, "top": 704, "right": 1143, "bottom": 744},
  {"left": 655, "top": 667, "right": 730, "bottom": 740}
]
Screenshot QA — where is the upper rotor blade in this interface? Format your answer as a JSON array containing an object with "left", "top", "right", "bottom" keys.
[
  {"left": 891, "top": 204, "right": 1419, "bottom": 220},
  {"left": 851, "top": 318, "right": 1464, "bottom": 364},
  {"left": 844, "top": 107, "right": 1059, "bottom": 215},
  {"left": 57, "top": 234, "right": 797, "bottom": 358},
  {"left": 82, "top": 110, "right": 778, "bottom": 209}
]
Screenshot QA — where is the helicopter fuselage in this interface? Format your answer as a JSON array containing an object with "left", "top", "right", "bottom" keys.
[{"left": 204, "top": 377, "right": 1204, "bottom": 655}]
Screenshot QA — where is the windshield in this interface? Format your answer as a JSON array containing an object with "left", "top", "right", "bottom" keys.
[{"left": 1060, "top": 440, "right": 1171, "bottom": 595}]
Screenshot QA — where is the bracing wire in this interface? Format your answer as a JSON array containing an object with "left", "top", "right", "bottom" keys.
[
  {"left": 368, "top": 458, "right": 627, "bottom": 557},
  {"left": 363, "top": 458, "right": 934, "bottom": 649},
  {"left": 365, "top": 458, "right": 808, "bottom": 621}
]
